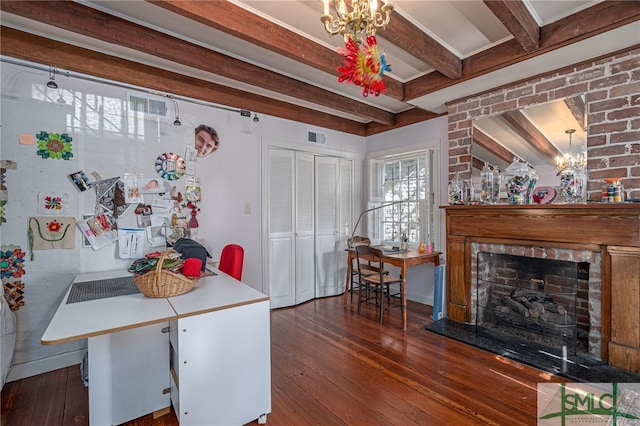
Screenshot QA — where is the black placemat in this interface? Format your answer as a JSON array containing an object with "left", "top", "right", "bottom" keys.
[{"left": 67, "top": 275, "right": 140, "bottom": 304}]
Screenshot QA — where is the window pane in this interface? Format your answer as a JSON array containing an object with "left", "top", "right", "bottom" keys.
[{"left": 376, "top": 152, "right": 433, "bottom": 245}]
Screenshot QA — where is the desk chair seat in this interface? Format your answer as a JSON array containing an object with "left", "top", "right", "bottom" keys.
[
  {"left": 219, "top": 244, "right": 244, "bottom": 281},
  {"left": 355, "top": 245, "right": 403, "bottom": 324}
]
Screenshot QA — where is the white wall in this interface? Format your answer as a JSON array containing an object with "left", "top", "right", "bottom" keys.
[
  {"left": 364, "top": 117, "right": 449, "bottom": 305},
  {"left": 0, "top": 60, "right": 365, "bottom": 380}
]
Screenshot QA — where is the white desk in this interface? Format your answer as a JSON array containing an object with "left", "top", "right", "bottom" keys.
[{"left": 42, "top": 269, "right": 271, "bottom": 426}]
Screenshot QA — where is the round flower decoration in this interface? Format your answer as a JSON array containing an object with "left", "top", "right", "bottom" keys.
[
  {"left": 36, "top": 131, "right": 74, "bottom": 160},
  {"left": 337, "top": 35, "right": 391, "bottom": 97}
]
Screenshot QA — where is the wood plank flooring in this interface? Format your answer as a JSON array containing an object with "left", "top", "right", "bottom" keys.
[{"left": 2, "top": 295, "right": 566, "bottom": 425}]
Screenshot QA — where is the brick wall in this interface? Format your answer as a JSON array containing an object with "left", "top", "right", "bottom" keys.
[{"left": 448, "top": 47, "right": 640, "bottom": 201}]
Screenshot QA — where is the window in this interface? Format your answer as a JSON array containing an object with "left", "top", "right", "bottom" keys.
[{"left": 368, "top": 150, "right": 435, "bottom": 246}]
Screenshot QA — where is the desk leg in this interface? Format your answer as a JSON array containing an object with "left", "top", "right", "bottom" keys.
[
  {"left": 401, "top": 265, "right": 408, "bottom": 330},
  {"left": 344, "top": 252, "right": 353, "bottom": 306}
]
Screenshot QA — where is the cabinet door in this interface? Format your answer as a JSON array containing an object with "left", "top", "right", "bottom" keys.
[
  {"left": 295, "top": 152, "right": 316, "bottom": 304},
  {"left": 175, "top": 301, "right": 271, "bottom": 426},
  {"left": 88, "top": 322, "right": 170, "bottom": 426},
  {"left": 315, "top": 157, "right": 352, "bottom": 297},
  {"left": 267, "top": 148, "right": 296, "bottom": 308}
]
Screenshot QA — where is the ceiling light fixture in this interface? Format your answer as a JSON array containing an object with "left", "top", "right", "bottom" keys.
[
  {"left": 172, "top": 99, "right": 181, "bottom": 126},
  {"left": 321, "top": 0, "right": 394, "bottom": 45},
  {"left": 556, "top": 129, "right": 586, "bottom": 171},
  {"left": 46, "top": 65, "right": 58, "bottom": 89},
  {"left": 253, "top": 113, "right": 260, "bottom": 123}
]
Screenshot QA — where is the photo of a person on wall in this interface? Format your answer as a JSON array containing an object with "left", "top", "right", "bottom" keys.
[{"left": 195, "top": 124, "right": 220, "bottom": 158}]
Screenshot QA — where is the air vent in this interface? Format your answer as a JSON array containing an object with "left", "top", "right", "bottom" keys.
[
  {"left": 307, "top": 131, "right": 326, "bottom": 145},
  {"left": 127, "top": 91, "right": 168, "bottom": 117}
]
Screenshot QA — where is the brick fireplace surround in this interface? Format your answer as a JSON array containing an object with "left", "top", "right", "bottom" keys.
[{"left": 443, "top": 48, "right": 640, "bottom": 374}]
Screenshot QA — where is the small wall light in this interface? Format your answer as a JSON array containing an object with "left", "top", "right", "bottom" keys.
[
  {"left": 173, "top": 99, "right": 181, "bottom": 126},
  {"left": 253, "top": 113, "right": 260, "bottom": 123},
  {"left": 47, "top": 66, "right": 58, "bottom": 89}
]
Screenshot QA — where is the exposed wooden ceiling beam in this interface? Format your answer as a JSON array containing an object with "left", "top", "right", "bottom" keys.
[
  {"left": 472, "top": 156, "right": 487, "bottom": 171},
  {"left": 146, "top": 0, "right": 405, "bottom": 101},
  {"left": 501, "top": 110, "right": 562, "bottom": 162},
  {"left": 472, "top": 128, "right": 515, "bottom": 165},
  {"left": 483, "top": 0, "right": 540, "bottom": 52},
  {"left": 365, "top": 108, "right": 443, "bottom": 136},
  {"left": 404, "top": 1, "right": 640, "bottom": 101},
  {"left": 0, "top": 27, "right": 366, "bottom": 136},
  {"left": 379, "top": 11, "right": 462, "bottom": 80},
  {"left": 564, "top": 96, "right": 587, "bottom": 132},
  {"left": 0, "top": 0, "right": 397, "bottom": 126}
]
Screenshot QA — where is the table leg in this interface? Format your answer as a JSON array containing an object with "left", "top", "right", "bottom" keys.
[
  {"left": 401, "top": 265, "right": 408, "bottom": 330},
  {"left": 344, "top": 251, "right": 353, "bottom": 306}
]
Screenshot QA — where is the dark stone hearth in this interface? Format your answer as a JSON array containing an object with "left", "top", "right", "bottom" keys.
[{"left": 425, "top": 319, "right": 640, "bottom": 383}]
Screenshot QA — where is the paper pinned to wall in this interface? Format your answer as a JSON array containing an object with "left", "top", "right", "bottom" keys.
[{"left": 118, "top": 228, "right": 145, "bottom": 258}]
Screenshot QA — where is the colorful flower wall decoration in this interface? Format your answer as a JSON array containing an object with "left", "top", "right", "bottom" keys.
[
  {"left": 337, "top": 35, "right": 391, "bottom": 97},
  {"left": 1, "top": 245, "right": 26, "bottom": 310},
  {"left": 37, "top": 192, "right": 69, "bottom": 215},
  {"left": 36, "top": 131, "right": 73, "bottom": 160}
]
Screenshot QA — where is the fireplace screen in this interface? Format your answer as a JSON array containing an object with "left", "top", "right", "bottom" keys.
[{"left": 476, "top": 252, "right": 582, "bottom": 356}]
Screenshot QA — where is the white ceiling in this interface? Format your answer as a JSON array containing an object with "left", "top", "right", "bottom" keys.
[{"left": 0, "top": 0, "right": 637, "bottom": 122}]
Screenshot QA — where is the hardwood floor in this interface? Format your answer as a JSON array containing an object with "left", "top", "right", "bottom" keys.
[{"left": 2, "top": 295, "right": 566, "bottom": 425}]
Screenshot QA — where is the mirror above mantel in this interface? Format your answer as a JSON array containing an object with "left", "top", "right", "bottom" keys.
[{"left": 472, "top": 95, "right": 587, "bottom": 188}]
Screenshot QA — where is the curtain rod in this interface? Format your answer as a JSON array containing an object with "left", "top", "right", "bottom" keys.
[{"left": 0, "top": 56, "right": 251, "bottom": 116}]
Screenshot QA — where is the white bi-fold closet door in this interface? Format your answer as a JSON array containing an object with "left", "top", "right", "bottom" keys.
[{"left": 266, "top": 148, "right": 352, "bottom": 309}]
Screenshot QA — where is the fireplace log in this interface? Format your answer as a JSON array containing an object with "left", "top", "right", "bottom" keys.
[
  {"left": 539, "top": 311, "right": 572, "bottom": 326},
  {"left": 503, "top": 296, "right": 529, "bottom": 317}
]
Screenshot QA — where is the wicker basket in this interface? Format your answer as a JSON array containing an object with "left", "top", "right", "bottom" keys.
[{"left": 133, "top": 250, "right": 198, "bottom": 297}]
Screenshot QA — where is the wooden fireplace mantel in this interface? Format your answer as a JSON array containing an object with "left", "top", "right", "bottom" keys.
[{"left": 442, "top": 203, "right": 640, "bottom": 372}]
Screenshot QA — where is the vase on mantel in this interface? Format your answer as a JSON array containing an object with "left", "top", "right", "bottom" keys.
[
  {"left": 448, "top": 172, "right": 468, "bottom": 205},
  {"left": 503, "top": 158, "right": 536, "bottom": 205}
]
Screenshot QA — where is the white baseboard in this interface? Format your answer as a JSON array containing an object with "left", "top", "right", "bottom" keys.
[{"left": 6, "top": 350, "right": 86, "bottom": 382}]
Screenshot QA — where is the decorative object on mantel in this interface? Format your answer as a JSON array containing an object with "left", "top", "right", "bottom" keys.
[
  {"left": 556, "top": 129, "right": 586, "bottom": 204},
  {"left": 480, "top": 162, "right": 500, "bottom": 205},
  {"left": 503, "top": 157, "right": 537, "bottom": 205},
  {"left": 321, "top": 0, "right": 394, "bottom": 46},
  {"left": 448, "top": 171, "right": 468, "bottom": 205},
  {"left": 337, "top": 34, "right": 390, "bottom": 97},
  {"left": 602, "top": 178, "right": 625, "bottom": 203},
  {"left": 532, "top": 186, "right": 557, "bottom": 205},
  {"left": 35, "top": 131, "right": 73, "bottom": 160}
]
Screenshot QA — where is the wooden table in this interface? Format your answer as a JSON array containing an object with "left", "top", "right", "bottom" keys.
[{"left": 344, "top": 247, "right": 441, "bottom": 330}]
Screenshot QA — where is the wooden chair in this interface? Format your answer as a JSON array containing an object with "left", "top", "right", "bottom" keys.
[
  {"left": 347, "top": 236, "right": 373, "bottom": 301},
  {"left": 354, "top": 245, "right": 403, "bottom": 324},
  {"left": 218, "top": 244, "right": 244, "bottom": 281}
]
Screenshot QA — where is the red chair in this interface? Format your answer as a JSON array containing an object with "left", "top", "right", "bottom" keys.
[{"left": 218, "top": 244, "right": 244, "bottom": 281}]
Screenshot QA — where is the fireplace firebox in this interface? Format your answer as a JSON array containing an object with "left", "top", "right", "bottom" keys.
[{"left": 476, "top": 252, "right": 585, "bottom": 357}]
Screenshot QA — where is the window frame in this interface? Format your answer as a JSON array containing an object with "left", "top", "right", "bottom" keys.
[{"left": 365, "top": 141, "right": 440, "bottom": 249}]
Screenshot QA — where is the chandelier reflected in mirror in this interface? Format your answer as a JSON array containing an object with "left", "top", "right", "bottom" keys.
[
  {"left": 321, "top": 0, "right": 394, "bottom": 45},
  {"left": 556, "top": 128, "right": 587, "bottom": 204},
  {"left": 555, "top": 129, "right": 586, "bottom": 171}
]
